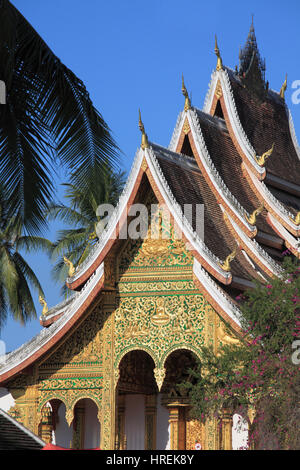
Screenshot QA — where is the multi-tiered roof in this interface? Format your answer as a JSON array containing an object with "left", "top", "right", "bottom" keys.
[{"left": 0, "top": 23, "right": 299, "bottom": 385}]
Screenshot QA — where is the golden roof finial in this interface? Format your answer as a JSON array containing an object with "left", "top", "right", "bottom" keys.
[
  {"left": 63, "top": 256, "right": 75, "bottom": 277},
  {"left": 245, "top": 202, "right": 264, "bottom": 225},
  {"left": 279, "top": 74, "right": 287, "bottom": 99},
  {"left": 39, "top": 295, "right": 48, "bottom": 316},
  {"left": 214, "top": 35, "right": 223, "bottom": 71},
  {"left": 255, "top": 142, "right": 275, "bottom": 166},
  {"left": 218, "top": 248, "right": 237, "bottom": 272},
  {"left": 138, "top": 109, "right": 149, "bottom": 150},
  {"left": 182, "top": 74, "right": 191, "bottom": 112},
  {"left": 289, "top": 211, "right": 300, "bottom": 226}
]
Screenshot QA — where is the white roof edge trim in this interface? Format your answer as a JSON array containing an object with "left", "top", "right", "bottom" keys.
[
  {"left": 193, "top": 258, "right": 241, "bottom": 327},
  {"left": 169, "top": 110, "right": 186, "bottom": 151},
  {"left": 145, "top": 146, "right": 231, "bottom": 281},
  {"left": 69, "top": 147, "right": 144, "bottom": 283},
  {"left": 0, "top": 264, "right": 104, "bottom": 376},
  {"left": 0, "top": 408, "right": 46, "bottom": 446},
  {"left": 222, "top": 208, "right": 283, "bottom": 277},
  {"left": 287, "top": 107, "right": 300, "bottom": 162},
  {"left": 186, "top": 108, "right": 256, "bottom": 233},
  {"left": 244, "top": 163, "right": 299, "bottom": 230},
  {"left": 203, "top": 69, "right": 265, "bottom": 175},
  {"left": 268, "top": 213, "right": 300, "bottom": 254}
]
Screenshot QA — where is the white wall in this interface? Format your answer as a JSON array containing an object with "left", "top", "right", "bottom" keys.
[
  {"left": 125, "top": 394, "right": 145, "bottom": 450},
  {"left": 156, "top": 393, "right": 170, "bottom": 450},
  {"left": 0, "top": 387, "right": 15, "bottom": 412},
  {"left": 232, "top": 413, "right": 249, "bottom": 450},
  {"left": 53, "top": 402, "right": 73, "bottom": 448},
  {"left": 82, "top": 399, "right": 100, "bottom": 449}
]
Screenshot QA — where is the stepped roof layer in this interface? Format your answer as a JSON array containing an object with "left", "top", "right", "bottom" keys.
[
  {"left": 1, "top": 21, "right": 299, "bottom": 386},
  {"left": 0, "top": 408, "right": 45, "bottom": 450}
]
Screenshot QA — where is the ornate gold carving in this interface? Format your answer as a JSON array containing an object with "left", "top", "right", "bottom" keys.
[
  {"left": 141, "top": 157, "right": 148, "bottom": 172},
  {"left": 183, "top": 120, "right": 190, "bottom": 135},
  {"left": 255, "top": 143, "right": 275, "bottom": 167},
  {"left": 218, "top": 248, "right": 237, "bottom": 272},
  {"left": 245, "top": 202, "right": 264, "bottom": 225},
  {"left": 215, "top": 81, "right": 223, "bottom": 99},
  {"left": 151, "top": 297, "right": 170, "bottom": 326},
  {"left": 153, "top": 367, "right": 166, "bottom": 391}
]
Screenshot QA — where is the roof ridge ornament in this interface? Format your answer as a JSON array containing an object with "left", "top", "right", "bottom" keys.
[
  {"left": 214, "top": 35, "right": 223, "bottom": 71},
  {"left": 289, "top": 211, "right": 300, "bottom": 226},
  {"left": 255, "top": 143, "right": 275, "bottom": 166},
  {"left": 39, "top": 295, "right": 48, "bottom": 316},
  {"left": 279, "top": 74, "right": 288, "bottom": 99},
  {"left": 138, "top": 109, "right": 149, "bottom": 150},
  {"left": 63, "top": 256, "right": 76, "bottom": 277},
  {"left": 218, "top": 248, "right": 237, "bottom": 272},
  {"left": 182, "top": 74, "right": 191, "bottom": 112},
  {"left": 245, "top": 201, "right": 264, "bottom": 225}
]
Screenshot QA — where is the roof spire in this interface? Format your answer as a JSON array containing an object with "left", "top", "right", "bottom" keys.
[
  {"left": 239, "top": 17, "right": 266, "bottom": 99},
  {"left": 138, "top": 109, "right": 149, "bottom": 150},
  {"left": 214, "top": 35, "right": 223, "bottom": 71},
  {"left": 181, "top": 74, "right": 191, "bottom": 111},
  {"left": 279, "top": 74, "right": 287, "bottom": 99}
]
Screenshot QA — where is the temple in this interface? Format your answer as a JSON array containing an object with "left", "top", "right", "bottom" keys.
[{"left": 0, "top": 23, "right": 299, "bottom": 450}]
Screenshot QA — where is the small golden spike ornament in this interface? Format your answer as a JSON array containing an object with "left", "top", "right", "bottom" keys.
[
  {"left": 214, "top": 35, "right": 223, "bottom": 71},
  {"left": 39, "top": 295, "right": 48, "bottom": 316},
  {"left": 255, "top": 143, "right": 275, "bottom": 167},
  {"left": 138, "top": 109, "right": 149, "bottom": 150},
  {"left": 279, "top": 74, "right": 287, "bottom": 99},
  {"left": 245, "top": 202, "right": 264, "bottom": 225},
  {"left": 63, "top": 256, "right": 76, "bottom": 277},
  {"left": 182, "top": 74, "right": 191, "bottom": 112},
  {"left": 218, "top": 248, "right": 237, "bottom": 272},
  {"left": 289, "top": 211, "right": 300, "bottom": 225}
]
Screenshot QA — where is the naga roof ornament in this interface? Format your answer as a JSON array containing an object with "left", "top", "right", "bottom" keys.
[
  {"left": 289, "top": 211, "right": 300, "bottom": 226},
  {"left": 138, "top": 109, "right": 149, "bottom": 150},
  {"left": 279, "top": 74, "right": 288, "bottom": 99},
  {"left": 218, "top": 248, "right": 237, "bottom": 272},
  {"left": 182, "top": 74, "right": 191, "bottom": 112},
  {"left": 63, "top": 256, "right": 76, "bottom": 277},
  {"left": 254, "top": 143, "right": 275, "bottom": 167},
  {"left": 214, "top": 35, "right": 223, "bottom": 71},
  {"left": 245, "top": 202, "right": 264, "bottom": 225},
  {"left": 39, "top": 295, "right": 48, "bottom": 316}
]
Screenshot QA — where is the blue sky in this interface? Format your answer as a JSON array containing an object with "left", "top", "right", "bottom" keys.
[{"left": 1, "top": 0, "right": 300, "bottom": 352}]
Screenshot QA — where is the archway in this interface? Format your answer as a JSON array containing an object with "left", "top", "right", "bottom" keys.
[
  {"left": 72, "top": 398, "right": 100, "bottom": 449},
  {"left": 116, "top": 350, "right": 157, "bottom": 450}
]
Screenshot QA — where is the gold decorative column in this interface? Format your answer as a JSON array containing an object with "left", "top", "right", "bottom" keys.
[
  {"left": 40, "top": 406, "right": 52, "bottom": 444},
  {"left": 220, "top": 409, "right": 233, "bottom": 450},
  {"left": 145, "top": 395, "right": 157, "bottom": 450},
  {"left": 72, "top": 404, "right": 85, "bottom": 449},
  {"left": 116, "top": 394, "right": 126, "bottom": 450},
  {"left": 168, "top": 404, "right": 187, "bottom": 450}
]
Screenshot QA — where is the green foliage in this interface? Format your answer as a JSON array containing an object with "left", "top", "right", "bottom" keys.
[
  {"left": 0, "top": 187, "right": 52, "bottom": 327},
  {"left": 0, "top": 0, "right": 120, "bottom": 234},
  {"left": 186, "top": 256, "right": 300, "bottom": 449}
]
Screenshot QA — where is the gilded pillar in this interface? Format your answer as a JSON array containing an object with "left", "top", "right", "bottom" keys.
[
  {"left": 40, "top": 406, "right": 52, "bottom": 444},
  {"left": 145, "top": 395, "right": 157, "bottom": 450},
  {"left": 220, "top": 409, "right": 233, "bottom": 450},
  {"left": 168, "top": 405, "right": 186, "bottom": 450},
  {"left": 116, "top": 394, "right": 126, "bottom": 450},
  {"left": 72, "top": 405, "right": 85, "bottom": 449}
]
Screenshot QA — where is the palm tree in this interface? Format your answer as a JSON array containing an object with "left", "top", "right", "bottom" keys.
[
  {"left": 48, "top": 168, "right": 125, "bottom": 296},
  {"left": 0, "top": 187, "right": 52, "bottom": 328},
  {"left": 0, "top": 0, "right": 120, "bottom": 234}
]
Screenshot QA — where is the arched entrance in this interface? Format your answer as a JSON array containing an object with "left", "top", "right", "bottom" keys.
[
  {"left": 72, "top": 398, "right": 100, "bottom": 449},
  {"left": 115, "top": 348, "right": 200, "bottom": 450},
  {"left": 116, "top": 350, "right": 158, "bottom": 450}
]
